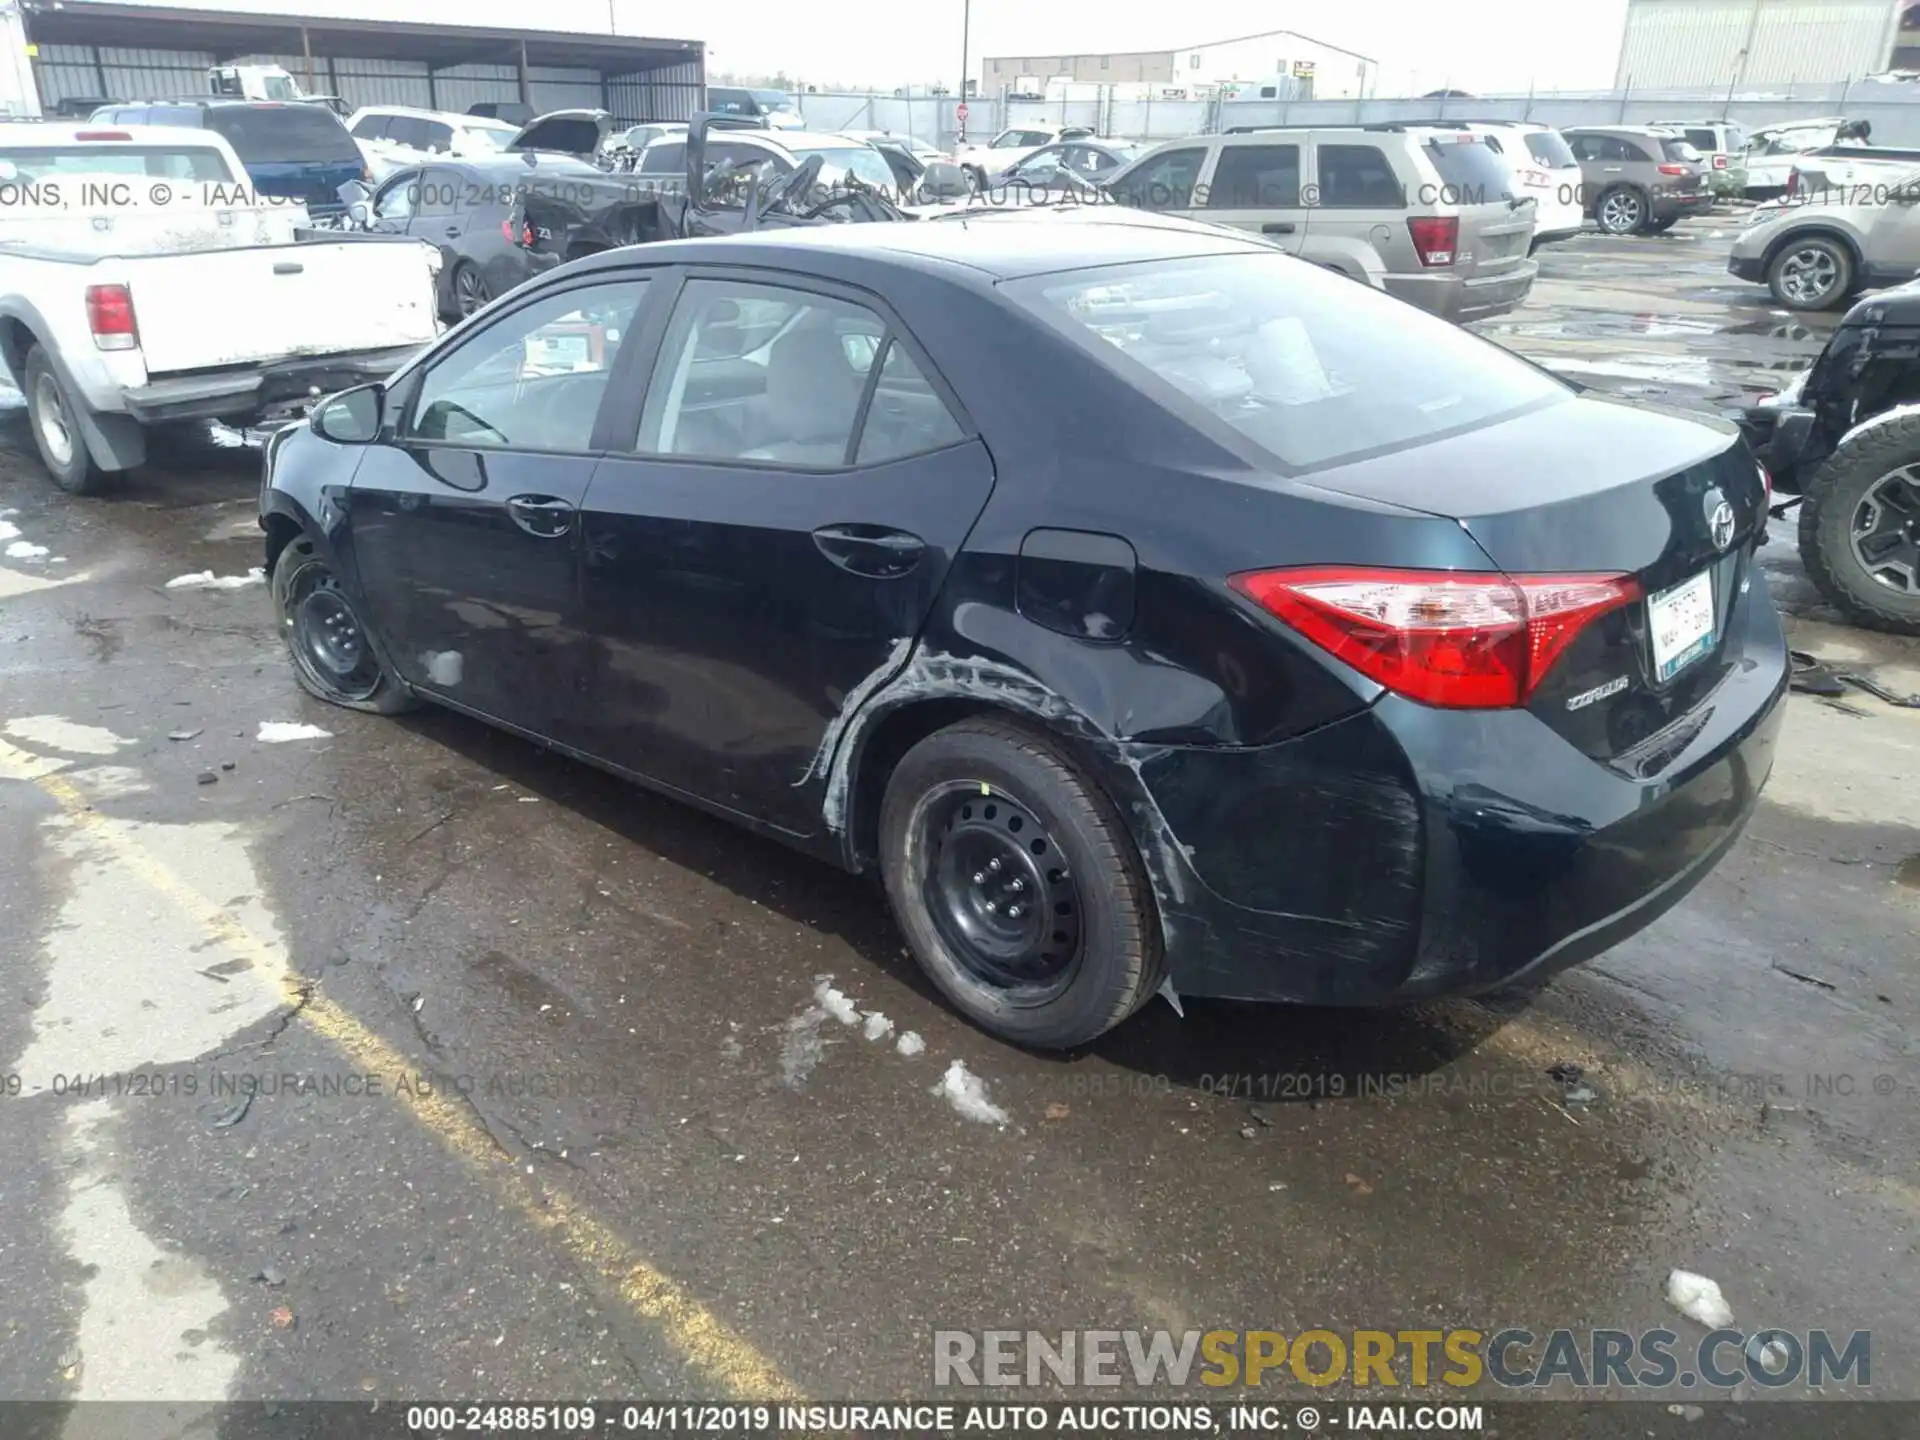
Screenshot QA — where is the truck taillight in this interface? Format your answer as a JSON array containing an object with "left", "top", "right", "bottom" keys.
[
  {"left": 1713, "top": 154, "right": 1729, "bottom": 169},
  {"left": 1407, "top": 215, "right": 1458, "bottom": 267},
  {"left": 1229, "top": 566, "right": 1642, "bottom": 709},
  {"left": 1786, "top": 170, "right": 1799, "bottom": 197},
  {"left": 85, "top": 283, "right": 138, "bottom": 351}
]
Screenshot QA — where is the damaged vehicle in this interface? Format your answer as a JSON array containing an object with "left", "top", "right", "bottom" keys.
[
  {"left": 338, "top": 115, "right": 921, "bottom": 320},
  {"left": 260, "top": 209, "right": 1787, "bottom": 1049},
  {"left": 1735, "top": 281, "right": 1920, "bottom": 633}
]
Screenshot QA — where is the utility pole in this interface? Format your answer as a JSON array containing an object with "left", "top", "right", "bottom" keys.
[{"left": 958, "top": 0, "right": 970, "bottom": 143}]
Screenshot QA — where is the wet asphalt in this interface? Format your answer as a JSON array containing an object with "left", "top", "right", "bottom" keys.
[{"left": 0, "top": 213, "right": 1914, "bottom": 1433}]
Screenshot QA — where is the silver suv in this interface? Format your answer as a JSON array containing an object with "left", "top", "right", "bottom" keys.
[{"left": 1102, "top": 125, "right": 1539, "bottom": 323}]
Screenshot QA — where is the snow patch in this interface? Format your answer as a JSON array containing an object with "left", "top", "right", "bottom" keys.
[
  {"left": 930, "top": 1059, "right": 1008, "bottom": 1126},
  {"left": 0, "top": 519, "right": 18, "bottom": 540},
  {"left": 1666, "top": 1270, "right": 1735, "bottom": 1329},
  {"left": 256, "top": 722, "right": 332, "bottom": 743},
  {"left": 4, "top": 716, "right": 133, "bottom": 755},
  {"left": 166, "top": 568, "right": 265, "bottom": 591},
  {"left": 4, "top": 540, "right": 47, "bottom": 559},
  {"left": 895, "top": 1031, "right": 926, "bottom": 1057},
  {"left": 861, "top": 1011, "right": 894, "bottom": 1041},
  {"left": 814, "top": 978, "right": 860, "bottom": 1026}
]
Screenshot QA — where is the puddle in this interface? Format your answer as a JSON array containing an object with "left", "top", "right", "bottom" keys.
[{"left": 1899, "top": 855, "right": 1920, "bottom": 889}]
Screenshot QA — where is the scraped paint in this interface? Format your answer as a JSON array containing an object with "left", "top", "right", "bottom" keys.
[{"left": 930, "top": 1059, "right": 1009, "bottom": 1126}]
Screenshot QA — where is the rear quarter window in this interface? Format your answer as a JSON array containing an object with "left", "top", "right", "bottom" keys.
[
  {"left": 1660, "top": 138, "right": 1704, "bottom": 163},
  {"left": 1005, "top": 252, "right": 1568, "bottom": 472}
]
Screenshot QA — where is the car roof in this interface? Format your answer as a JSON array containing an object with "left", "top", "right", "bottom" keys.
[
  {"left": 571, "top": 208, "right": 1267, "bottom": 283},
  {"left": 395, "top": 152, "right": 603, "bottom": 179},
  {"left": 357, "top": 105, "right": 515, "bottom": 126}
]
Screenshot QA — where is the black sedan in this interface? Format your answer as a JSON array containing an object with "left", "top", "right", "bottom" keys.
[{"left": 259, "top": 209, "right": 1788, "bottom": 1049}]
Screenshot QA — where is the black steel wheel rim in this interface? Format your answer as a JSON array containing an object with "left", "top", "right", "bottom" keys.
[
  {"left": 290, "top": 571, "right": 380, "bottom": 701},
  {"left": 921, "top": 783, "right": 1083, "bottom": 1004},
  {"left": 456, "top": 268, "right": 487, "bottom": 313},
  {"left": 1850, "top": 467, "right": 1920, "bottom": 594}
]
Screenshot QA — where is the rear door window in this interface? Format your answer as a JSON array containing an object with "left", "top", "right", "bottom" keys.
[
  {"left": 1316, "top": 144, "right": 1404, "bottom": 208},
  {"left": 1206, "top": 144, "right": 1300, "bottom": 208},
  {"left": 1006, "top": 253, "right": 1567, "bottom": 472}
]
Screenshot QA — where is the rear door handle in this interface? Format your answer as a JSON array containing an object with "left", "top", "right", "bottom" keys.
[
  {"left": 1262, "top": 222, "right": 1296, "bottom": 234},
  {"left": 507, "top": 494, "right": 574, "bottom": 538},
  {"left": 812, "top": 523, "right": 925, "bottom": 578}
]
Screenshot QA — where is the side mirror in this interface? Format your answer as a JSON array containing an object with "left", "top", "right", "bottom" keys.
[
  {"left": 919, "top": 161, "right": 970, "bottom": 200},
  {"left": 312, "top": 384, "right": 384, "bottom": 444}
]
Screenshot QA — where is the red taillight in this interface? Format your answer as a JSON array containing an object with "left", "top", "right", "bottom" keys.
[
  {"left": 1713, "top": 154, "right": 1729, "bottom": 169},
  {"left": 84, "top": 283, "right": 138, "bottom": 351},
  {"left": 1407, "top": 214, "right": 1459, "bottom": 268},
  {"left": 1785, "top": 170, "right": 1800, "bottom": 198},
  {"left": 1657, "top": 163, "right": 1689, "bottom": 176},
  {"left": 501, "top": 217, "right": 533, "bottom": 247},
  {"left": 74, "top": 130, "right": 133, "bottom": 141},
  {"left": 1229, "top": 566, "right": 1642, "bottom": 710}
]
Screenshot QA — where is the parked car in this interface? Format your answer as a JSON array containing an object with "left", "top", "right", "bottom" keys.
[
  {"left": 1652, "top": 120, "right": 1749, "bottom": 196},
  {"left": 258, "top": 206, "right": 1785, "bottom": 1048},
  {"left": 1561, "top": 126, "right": 1712, "bottom": 235},
  {"left": 1386, "top": 119, "right": 1584, "bottom": 247},
  {"left": 1784, "top": 142, "right": 1920, "bottom": 204},
  {"left": 0, "top": 122, "right": 440, "bottom": 493},
  {"left": 1103, "top": 126, "right": 1539, "bottom": 323},
  {"left": 90, "top": 98, "right": 369, "bottom": 219},
  {"left": 633, "top": 126, "right": 918, "bottom": 201},
  {"left": 1727, "top": 174, "right": 1920, "bottom": 310},
  {"left": 348, "top": 106, "right": 521, "bottom": 168},
  {"left": 466, "top": 102, "right": 535, "bottom": 128},
  {"left": 1735, "top": 279, "right": 1920, "bottom": 632},
  {"left": 706, "top": 86, "right": 804, "bottom": 130},
  {"left": 951, "top": 125, "right": 1096, "bottom": 186},
  {"left": 840, "top": 130, "right": 947, "bottom": 166},
  {"left": 603, "top": 121, "right": 687, "bottom": 171},
  {"left": 1743, "top": 118, "right": 1848, "bottom": 198},
  {"left": 984, "top": 139, "right": 1139, "bottom": 198}
]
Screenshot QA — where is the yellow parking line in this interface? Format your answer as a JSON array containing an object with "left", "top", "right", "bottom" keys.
[{"left": 16, "top": 754, "right": 799, "bottom": 1401}]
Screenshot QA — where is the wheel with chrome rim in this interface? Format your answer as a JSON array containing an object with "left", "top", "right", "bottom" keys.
[
  {"left": 23, "top": 343, "right": 110, "bottom": 494},
  {"left": 880, "top": 716, "right": 1162, "bottom": 1048},
  {"left": 449, "top": 262, "right": 490, "bottom": 319},
  {"left": 272, "top": 538, "right": 418, "bottom": 713},
  {"left": 1596, "top": 186, "right": 1646, "bottom": 235},
  {"left": 1798, "top": 414, "right": 1920, "bottom": 635},
  {"left": 1768, "top": 236, "right": 1852, "bottom": 311}
]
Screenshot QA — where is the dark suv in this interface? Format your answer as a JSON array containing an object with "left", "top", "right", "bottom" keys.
[
  {"left": 90, "top": 99, "right": 368, "bottom": 218},
  {"left": 1562, "top": 125, "right": 1712, "bottom": 235}
]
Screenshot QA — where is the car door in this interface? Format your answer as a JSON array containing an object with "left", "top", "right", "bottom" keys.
[
  {"left": 1111, "top": 143, "right": 1209, "bottom": 215},
  {"left": 1307, "top": 140, "right": 1411, "bottom": 271},
  {"left": 1196, "top": 140, "right": 1305, "bottom": 252},
  {"left": 345, "top": 275, "right": 654, "bottom": 736},
  {"left": 1860, "top": 191, "right": 1920, "bottom": 284},
  {"left": 570, "top": 269, "right": 996, "bottom": 834}
]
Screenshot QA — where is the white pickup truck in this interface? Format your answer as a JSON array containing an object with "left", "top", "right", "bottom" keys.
[{"left": 0, "top": 122, "right": 443, "bottom": 494}]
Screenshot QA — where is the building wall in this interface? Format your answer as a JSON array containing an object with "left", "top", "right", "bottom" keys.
[
  {"left": 1171, "top": 32, "right": 1373, "bottom": 99},
  {"left": 1614, "top": 0, "right": 1904, "bottom": 89},
  {"left": 981, "top": 51, "right": 1175, "bottom": 92}
]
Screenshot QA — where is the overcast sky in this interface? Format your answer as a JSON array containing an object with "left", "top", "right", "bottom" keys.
[{"left": 131, "top": 0, "right": 1639, "bottom": 96}]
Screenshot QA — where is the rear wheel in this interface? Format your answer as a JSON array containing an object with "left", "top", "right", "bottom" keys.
[
  {"left": 1595, "top": 185, "right": 1647, "bottom": 235},
  {"left": 1798, "top": 416, "right": 1920, "bottom": 635},
  {"left": 450, "top": 261, "right": 490, "bottom": 318},
  {"left": 23, "top": 344, "right": 110, "bottom": 495},
  {"left": 879, "top": 717, "right": 1163, "bottom": 1049},
  {"left": 1768, "top": 236, "right": 1853, "bottom": 311},
  {"left": 272, "top": 539, "right": 418, "bottom": 713}
]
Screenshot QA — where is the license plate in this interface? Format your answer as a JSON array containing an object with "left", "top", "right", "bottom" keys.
[{"left": 1648, "top": 571, "right": 1716, "bottom": 681}]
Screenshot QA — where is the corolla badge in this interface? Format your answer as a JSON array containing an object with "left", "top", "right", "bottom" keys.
[{"left": 1704, "top": 488, "right": 1737, "bottom": 551}]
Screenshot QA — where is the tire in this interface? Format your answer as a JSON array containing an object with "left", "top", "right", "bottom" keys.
[
  {"left": 879, "top": 717, "right": 1163, "bottom": 1049},
  {"left": 23, "top": 344, "right": 110, "bottom": 495},
  {"left": 272, "top": 538, "right": 418, "bottom": 714},
  {"left": 449, "top": 261, "right": 490, "bottom": 318},
  {"left": 1768, "top": 235, "right": 1853, "bottom": 311},
  {"left": 1647, "top": 215, "right": 1679, "bottom": 233},
  {"left": 1796, "top": 417, "right": 1920, "bottom": 635},
  {"left": 1595, "top": 185, "right": 1648, "bottom": 236}
]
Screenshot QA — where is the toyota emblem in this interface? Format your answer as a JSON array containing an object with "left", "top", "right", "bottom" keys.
[{"left": 1704, "top": 489, "right": 1737, "bottom": 551}]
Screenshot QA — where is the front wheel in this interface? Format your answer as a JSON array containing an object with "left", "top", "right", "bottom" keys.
[
  {"left": 1768, "top": 236, "right": 1853, "bottom": 311},
  {"left": 23, "top": 344, "right": 110, "bottom": 495},
  {"left": 1798, "top": 417, "right": 1920, "bottom": 635},
  {"left": 272, "top": 539, "right": 418, "bottom": 713},
  {"left": 1595, "top": 185, "right": 1647, "bottom": 235},
  {"left": 879, "top": 717, "right": 1163, "bottom": 1049}
]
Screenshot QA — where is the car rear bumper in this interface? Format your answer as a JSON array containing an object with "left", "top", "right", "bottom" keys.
[
  {"left": 1122, "top": 568, "right": 1789, "bottom": 1005},
  {"left": 1384, "top": 257, "right": 1539, "bottom": 323},
  {"left": 1653, "top": 190, "right": 1715, "bottom": 218},
  {"left": 122, "top": 346, "right": 426, "bottom": 424}
]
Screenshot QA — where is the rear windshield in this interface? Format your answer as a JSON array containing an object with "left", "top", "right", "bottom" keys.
[
  {"left": 1006, "top": 253, "right": 1567, "bottom": 471},
  {"left": 1660, "top": 138, "right": 1704, "bottom": 163},
  {"left": 1422, "top": 137, "right": 1515, "bottom": 201},
  {"left": 205, "top": 106, "right": 360, "bottom": 165},
  {"left": 1523, "top": 130, "right": 1576, "bottom": 167},
  {"left": 0, "top": 144, "right": 232, "bottom": 181}
]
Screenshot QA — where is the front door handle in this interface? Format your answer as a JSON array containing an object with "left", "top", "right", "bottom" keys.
[
  {"left": 1262, "top": 222, "right": 1296, "bottom": 234},
  {"left": 507, "top": 494, "right": 574, "bottom": 538},
  {"left": 812, "top": 523, "right": 925, "bottom": 579}
]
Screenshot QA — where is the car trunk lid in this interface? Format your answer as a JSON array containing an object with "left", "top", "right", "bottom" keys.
[
  {"left": 508, "top": 109, "right": 613, "bottom": 158},
  {"left": 1300, "top": 393, "right": 1769, "bottom": 762}
]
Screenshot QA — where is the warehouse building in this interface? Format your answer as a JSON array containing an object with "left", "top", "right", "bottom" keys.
[
  {"left": 14, "top": 0, "right": 703, "bottom": 122},
  {"left": 1613, "top": 0, "right": 1907, "bottom": 89},
  {"left": 982, "top": 28, "right": 1378, "bottom": 102}
]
